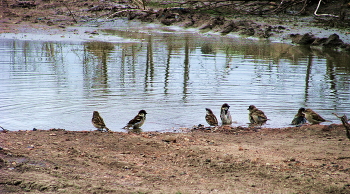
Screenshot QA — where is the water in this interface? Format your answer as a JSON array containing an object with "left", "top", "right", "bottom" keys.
[{"left": 1, "top": 20, "right": 350, "bottom": 132}]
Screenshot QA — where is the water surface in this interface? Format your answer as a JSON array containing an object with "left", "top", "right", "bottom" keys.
[{"left": 1, "top": 20, "right": 350, "bottom": 131}]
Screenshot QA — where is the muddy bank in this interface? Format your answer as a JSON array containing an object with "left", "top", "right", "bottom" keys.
[
  {"left": 1, "top": 0, "right": 350, "bottom": 50},
  {"left": 112, "top": 7, "right": 350, "bottom": 50},
  {"left": 1, "top": 124, "right": 350, "bottom": 193}
]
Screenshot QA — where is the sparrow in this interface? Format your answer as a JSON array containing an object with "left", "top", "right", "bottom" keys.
[
  {"left": 247, "top": 105, "right": 268, "bottom": 125},
  {"left": 291, "top": 107, "right": 307, "bottom": 125},
  {"left": 205, "top": 108, "right": 218, "bottom": 126},
  {"left": 125, "top": 110, "right": 147, "bottom": 129},
  {"left": 92, "top": 111, "right": 110, "bottom": 132},
  {"left": 220, "top": 103, "right": 233, "bottom": 125},
  {"left": 302, "top": 108, "right": 328, "bottom": 124}
]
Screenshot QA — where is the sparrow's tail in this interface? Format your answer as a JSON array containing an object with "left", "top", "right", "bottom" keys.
[
  {"left": 123, "top": 124, "right": 132, "bottom": 129},
  {"left": 105, "top": 127, "right": 111, "bottom": 132}
]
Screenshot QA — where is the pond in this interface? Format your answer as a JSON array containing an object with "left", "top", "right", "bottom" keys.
[{"left": 1, "top": 19, "right": 350, "bottom": 132}]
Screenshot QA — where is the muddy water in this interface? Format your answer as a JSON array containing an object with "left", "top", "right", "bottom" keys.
[{"left": 0, "top": 21, "right": 350, "bottom": 131}]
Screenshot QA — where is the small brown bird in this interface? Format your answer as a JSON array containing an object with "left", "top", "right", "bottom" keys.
[
  {"left": 125, "top": 110, "right": 147, "bottom": 129},
  {"left": 291, "top": 107, "right": 307, "bottom": 125},
  {"left": 205, "top": 108, "right": 218, "bottom": 126},
  {"left": 302, "top": 108, "right": 328, "bottom": 124},
  {"left": 92, "top": 111, "right": 110, "bottom": 132},
  {"left": 220, "top": 103, "right": 233, "bottom": 125},
  {"left": 247, "top": 105, "right": 268, "bottom": 125}
]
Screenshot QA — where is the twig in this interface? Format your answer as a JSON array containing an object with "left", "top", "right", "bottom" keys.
[
  {"left": 132, "top": 0, "right": 146, "bottom": 10},
  {"left": 314, "top": 0, "right": 338, "bottom": 17},
  {"left": 332, "top": 113, "right": 350, "bottom": 140},
  {"left": 60, "top": 1, "right": 78, "bottom": 23},
  {"left": 295, "top": 0, "right": 309, "bottom": 15}
]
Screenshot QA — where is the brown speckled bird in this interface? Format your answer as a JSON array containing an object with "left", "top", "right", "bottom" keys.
[
  {"left": 220, "top": 103, "right": 233, "bottom": 125},
  {"left": 302, "top": 108, "right": 328, "bottom": 125},
  {"left": 205, "top": 108, "right": 218, "bottom": 126},
  {"left": 125, "top": 110, "right": 147, "bottom": 129},
  {"left": 291, "top": 107, "right": 307, "bottom": 125},
  {"left": 92, "top": 111, "right": 110, "bottom": 132},
  {"left": 247, "top": 105, "right": 268, "bottom": 125}
]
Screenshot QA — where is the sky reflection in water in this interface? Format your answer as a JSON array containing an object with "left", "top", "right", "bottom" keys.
[{"left": 0, "top": 24, "right": 350, "bottom": 132}]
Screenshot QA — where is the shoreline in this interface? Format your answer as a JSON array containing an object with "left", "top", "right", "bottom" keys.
[{"left": 1, "top": 123, "right": 349, "bottom": 193}]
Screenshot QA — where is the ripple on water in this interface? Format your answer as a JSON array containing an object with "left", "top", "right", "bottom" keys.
[{"left": 0, "top": 25, "right": 350, "bottom": 131}]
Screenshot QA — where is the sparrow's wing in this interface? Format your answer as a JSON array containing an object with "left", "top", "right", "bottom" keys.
[
  {"left": 128, "top": 115, "right": 143, "bottom": 125},
  {"left": 255, "top": 110, "right": 268, "bottom": 121},
  {"left": 311, "top": 112, "right": 326, "bottom": 122},
  {"left": 93, "top": 115, "right": 105, "bottom": 125},
  {"left": 213, "top": 115, "right": 218, "bottom": 124},
  {"left": 206, "top": 115, "right": 218, "bottom": 125}
]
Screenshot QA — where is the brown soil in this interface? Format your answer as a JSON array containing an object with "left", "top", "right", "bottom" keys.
[
  {"left": 1, "top": 125, "right": 350, "bottom": 193},
  {"left": 1, "top": 1, "right": 350, "bottom": 193}
]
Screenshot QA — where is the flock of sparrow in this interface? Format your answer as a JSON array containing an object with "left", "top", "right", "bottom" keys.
[
  {"left": 91, "top": 103, "right": 330, "bottom": 132},
  {"left": 205, "top": 104, "right": 329, "bottom": 127}
]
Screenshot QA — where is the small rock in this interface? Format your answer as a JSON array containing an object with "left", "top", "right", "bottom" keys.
[
  {"left": 162, "top": 136, "right": 176, "bottom": 143},
  {"left": 90, "top": 30, "right": 99, "bottom": 35},
  {"left": 47, "top": 21, "right": 54, "bottom": 26},
  {"left": 290, "top": 33, "right": 315, "bottom": 45},
  {"left": 200, "top": 16, "right": 225, "bottom": 30},
  {"left": 240, "top": 28, "right": 255, "bottom": 36},
  {"left": 160, "top": 18, "right": 177, "bottom": 26},
  {"left": 221, "top": 21, "right": 238, "bottom": 34},
  {"left": 322, "top": 33, "right": 344, "bottom": 47}
]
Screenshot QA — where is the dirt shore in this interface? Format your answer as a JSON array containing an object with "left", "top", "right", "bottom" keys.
[
  {"left": 1, "top": 1, "right": 350, "bottom": 193},
  {"left": 1, "top": 125, "right": 350, "bottom": 193},
  {"left": 1, "top": 0, "right": 350, "bottom": 46}
]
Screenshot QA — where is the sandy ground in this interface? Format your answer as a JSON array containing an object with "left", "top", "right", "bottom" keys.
[{"left": 1, "top": 1, "right": 350, "bottom": 193}]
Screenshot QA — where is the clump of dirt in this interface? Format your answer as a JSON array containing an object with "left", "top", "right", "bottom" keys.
[{"left": 1, "top": 124, "right": 350, "bottom": 193}]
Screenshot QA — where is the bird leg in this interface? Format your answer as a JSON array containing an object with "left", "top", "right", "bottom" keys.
[{"left": 332, "top": 113, "right": 350, "bottom": 140}]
